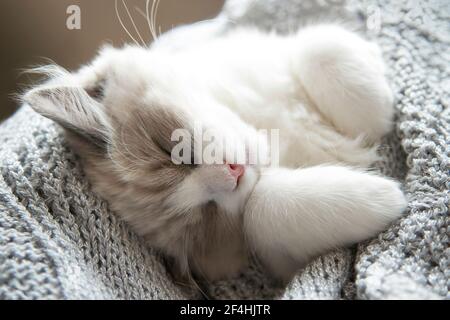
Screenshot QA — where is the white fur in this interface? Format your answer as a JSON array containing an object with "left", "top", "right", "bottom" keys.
[
  {"left": 158, "top": 24, "right": 405, "bottom": 279},
  {"left": 26, "top": 23, "right": 407, "bottom": 282},
  {"left": 244, "top": 166, "right": 407, "bottom": 281}
]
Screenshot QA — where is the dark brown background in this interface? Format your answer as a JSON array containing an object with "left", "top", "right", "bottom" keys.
[{"left": 0, "top": 0, "right": 224, "bottom": 121}]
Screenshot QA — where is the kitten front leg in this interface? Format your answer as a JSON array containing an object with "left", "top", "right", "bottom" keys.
[
  {"left": 292, "top": 24, "right": 394, "bottom": 142},
  {"left": 244, "top": 166, "right": 407, "bottom": 283}
]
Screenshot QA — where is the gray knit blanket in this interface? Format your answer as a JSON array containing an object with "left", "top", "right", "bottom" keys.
[{"left": 0, "top": 0, "right": 448, "bottom": 299}]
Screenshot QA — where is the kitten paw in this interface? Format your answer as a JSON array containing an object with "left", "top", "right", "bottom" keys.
[{"left": 293, "top": 24, "right": 395, "bottom": 141}]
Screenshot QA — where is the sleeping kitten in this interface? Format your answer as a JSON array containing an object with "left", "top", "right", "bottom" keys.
[{"left": 24, "top": 23, "right": 406, "bottom": 285}]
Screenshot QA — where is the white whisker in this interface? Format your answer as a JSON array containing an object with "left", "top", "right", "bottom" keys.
[
  {"left": 153, "top": 0, "right": 162, "bottom": 39},
  {"left": 134, "top": 6, "right": 146, "bottom": 18},
  {"left": 145, "top": 0, "right": 156, "bottom": 43},
  {"left": 134, "top": 6, "right": 151, "bottom": 47},
  {"left": 115, "top": 0, "right": 140, "bottom": 46},
  {"left": 121, "top": 0, "right": 146, "bottom": 46},
  {"left": 147, "top": 0, "right": 161, "bottom": 43}
]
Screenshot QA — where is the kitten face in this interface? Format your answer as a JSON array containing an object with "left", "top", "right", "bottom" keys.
[{"left": 24, "top": 45, "right": 262, "bottom": 281}]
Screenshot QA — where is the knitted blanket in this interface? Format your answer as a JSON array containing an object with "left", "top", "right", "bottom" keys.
[{"left": 0, "top": 0, "right": 448, "bottom": 299}]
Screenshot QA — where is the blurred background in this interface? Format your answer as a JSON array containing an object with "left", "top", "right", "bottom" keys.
[{"left": 0, "top": 0, "right": 225, "bottom": 121}]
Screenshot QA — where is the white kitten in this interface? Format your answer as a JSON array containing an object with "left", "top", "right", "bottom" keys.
[{"left": 24, "top": 23, "right": 406, "bottom": 285}]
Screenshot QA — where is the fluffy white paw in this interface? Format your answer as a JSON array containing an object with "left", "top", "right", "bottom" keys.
[
  {"left": 244, "top": 166, "right": 407, "bottom": 282},
  {"left": 359, "top": 173, "right": 408, "bottom": 225},
  {"left": 293, "top": 24, "right": 395, "bottom": 141}
]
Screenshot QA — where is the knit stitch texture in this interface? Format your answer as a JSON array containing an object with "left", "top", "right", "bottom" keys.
[{"left": 0, "top": 0, "right": 448, "bottom": 299}]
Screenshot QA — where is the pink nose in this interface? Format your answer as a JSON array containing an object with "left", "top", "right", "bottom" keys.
[{"left": 228, "top": 164, "right": 245, "bottom": 179}]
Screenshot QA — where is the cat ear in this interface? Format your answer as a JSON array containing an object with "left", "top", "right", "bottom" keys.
[{"left": 23, "top": 85, "right": 111, "bottom": 149}]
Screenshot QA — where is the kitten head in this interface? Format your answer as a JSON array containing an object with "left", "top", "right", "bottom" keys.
[{"left": 23, "top": 45, "right": 262, "bottom": 280}]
